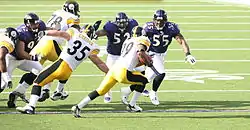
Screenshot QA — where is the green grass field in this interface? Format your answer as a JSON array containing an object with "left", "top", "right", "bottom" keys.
[{"left": 0, "top": 0, "right": 250, "bottom": 129}]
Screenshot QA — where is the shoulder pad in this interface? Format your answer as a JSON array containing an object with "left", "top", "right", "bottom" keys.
[
  {"left": 103, "top": 21, "right": 117, "bottom": 32},
  {"left": 167, "top": 22, "right": 180, "bottom": 35},
  {"left": 129, "top": 19, "right": 138, "bottom": 27},
  {"left": 39, "top": 20, "right": 47, "bottom": 31}
]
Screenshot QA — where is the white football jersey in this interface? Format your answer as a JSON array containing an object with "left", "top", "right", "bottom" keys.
[
  {"left": 60, "top": 28, "right": 100, "bottom": 70},
  {"left": 117, "top": 36, "right": 150, "bottom": 71},
  {"left": 45, "top": 10, "right": 80, "bottom": 44},
  {"left": 0, "top": 34, "right": 15, "bottom": 53}
]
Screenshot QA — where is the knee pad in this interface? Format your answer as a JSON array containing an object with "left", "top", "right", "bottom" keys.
[
  {"left": 59, "top": 80, "right": 68, "bottom": 84},
  {"left": 21, "top": 73, "right": 37, "bottom": 85},
  {"left": 134, "top": 85, "right": 146, "bottom": 93}
]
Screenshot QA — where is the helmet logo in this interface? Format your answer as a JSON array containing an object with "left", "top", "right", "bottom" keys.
[
  {"left": 69, "top": 4, "right": 74, "bottom": 10},
  {"left": 10, "top": 31, "right": 17, "bottom": 38}
]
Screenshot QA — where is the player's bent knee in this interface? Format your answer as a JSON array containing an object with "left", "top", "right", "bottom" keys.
[
  {"left": 134, "top": 85, "right": 146, "bottom": 93},
  {"left": 31, "top": 85, "right": 42, "bottom": 96},
  {"left": 154, "top": 73, "right": 165, "bottom": 82},
  {"left": 88, "top": 90, "right": 100, "bottom": 100},
  {"left": 21, "top": 73, "right": 37, "bottom": 85}
]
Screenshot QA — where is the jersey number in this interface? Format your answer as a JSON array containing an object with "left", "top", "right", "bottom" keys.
[
  {"left": 113, "top": 32, "right": 130, "bottom": 44},
  {"left": 47, "top": 14, "right": 63, "bottom": 28},
  {"left": 121, "top": 42, "right": 134, "bottom": 57},
  {"left": 153, "top": 35, "right": 170, "bottom": 47},
  {"left": 67, "top": 40, "right": 91, "bottom": 61},
  {"left": 27, "top": 41, "right": 35, "bottom": 49}
]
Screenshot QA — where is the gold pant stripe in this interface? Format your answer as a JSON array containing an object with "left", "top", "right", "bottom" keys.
[{"left": 34, "top": 59, "right": 72, "bottom": 86}]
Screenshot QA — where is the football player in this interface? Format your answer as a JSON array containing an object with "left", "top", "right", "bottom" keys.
[
  {"left": 121, "top": 9, "right": 196, "bottom": 105},
  {"left": 7, "top": 12, "right": 48, "bottom": 108},
  {"left": 95, "top": 12, "right": 138, "bottom": 103},
  {"left": 16, "top": 0, "right": 81, "bottom": 102},
  {"left": 16, "top": 24, "right": 109, "bottom": 114},
  {"left": 71, "top": 27, "right": 152, "bottom": 118},
  {"left": 0, "top": 27, "right": 19, "bottom": 93}
]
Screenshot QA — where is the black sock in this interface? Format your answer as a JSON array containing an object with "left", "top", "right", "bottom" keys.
[
  {"left": 152, "top": 73, "right": 165, "bottom": 91},
  {"left": 88, "top": 90, "right": 100, "bottom": 100}
]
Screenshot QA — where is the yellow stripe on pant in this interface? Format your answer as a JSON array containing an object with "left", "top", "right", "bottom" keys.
[
  {"left": 96, "top": 64, "right": 146, "bottom": 95},
  {"left": 34, "top": 59, "right": 72, "bottom": 86}
]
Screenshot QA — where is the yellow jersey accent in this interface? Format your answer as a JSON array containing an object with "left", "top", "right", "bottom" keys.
[
  {"left": 0, "top": 41, "right": 14, "bottom": 53},
  {"left": 66, "top": 28, "right": 75, "bottom": 37},
  {"left": 91, "top": 49, "right": 100, "bottom": 55},
  {"left": 132, "top": 26, "right": 139, "bottom": 37},
  {"left": 66, "top": 17, "right": 80, "bottom": 25}
]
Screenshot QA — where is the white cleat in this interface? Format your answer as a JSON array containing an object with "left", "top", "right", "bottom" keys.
[
  {"left": 71, "top": 105, "right": 81, "bottom": 118},
  {"left": 126, "top": 104, "right": 143, "bottom": 112},
  {"left": 149, "top": 90, "right": 160, "bottom": 105},
  {"left": 104, "top": 91, "right": 112, "bottom": 103},
  {"left": 16, "top": 105, "right": 35, "bottom": 114},
  {"left": 50, "top": 91, "right": 69, "bottom": 101},
  {"left": 120, "top": 87, "right": 132, "bottom": 105}
]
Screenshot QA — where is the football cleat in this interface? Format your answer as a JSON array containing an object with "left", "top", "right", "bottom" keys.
[
  {"left": 120, "top": 87, "right": 132, "bottom": 105},
  {"left": 103, "top": 91, "right": 112, "bottom": 103},
  {"left": 50, "top": 91, "right": 69, "bottom": 101},
  {"left": 38, "top": 89, "right": 50, "bottom": 102},
  {"left": 7, "top": 92, "right": 17, "bottom": 108},
  {"left": 141, "top": 89, "right": 149, "bottom": 97},
  {"left": 71, "top": 105, "right": 81, "bottom": 118},
  {"left": 149, "top": 90, "right": 160, "bottom": 105},
  {"left": 16, "top": 105, "right": 35, "bottom": 114},
  {"left": 126, "top": 104, "right": 142, "bottom": 112}
]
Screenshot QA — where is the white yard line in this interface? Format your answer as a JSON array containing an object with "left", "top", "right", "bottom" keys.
[
  {"left": 2, "top": 22, "right": 250, "bottom": 25},
  {"left": 1, "top": 90, "right": 250, "bottom": 94},
  {"left": 0, "top": 4, "right": 236, "bottom": 7},
  {"left": 0, "top": 10, "right": 249, "bottom": 13},
  {"left": 1, "top": 16, "right": 250, "bottom": 19}
]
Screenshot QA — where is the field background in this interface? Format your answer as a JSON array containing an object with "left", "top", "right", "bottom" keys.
[{"left": 0, "top": 0, "right": 250, "bottom": 129}]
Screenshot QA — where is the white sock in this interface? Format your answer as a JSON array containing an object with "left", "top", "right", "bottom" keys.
[
  {"left": 129, "top": 91, "right": 141, "bottom": 106},
  {"left": 42, "top": 83, "right": 51, "bottom": 90},
  {"left": 14, "top": 82, "right": 30, "bottom": 94},
  {"left": 77, "top": 96, "right": 91, "bottom": 109},
  {"left": 56, "top": 82, "right": 65, "bottom": 92},
  {"left": 29, "top": 94, "right": 39, "bottom": 107}
]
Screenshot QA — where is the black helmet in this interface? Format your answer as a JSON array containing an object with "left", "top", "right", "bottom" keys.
[
  {"left": 63, "top": 0, "right": 80, "bottom": 17},
  {"left": 5, "top": 27, "right": 19, "bottom": 45},
  {"left": 24, "top": 13, "right": 40, "bottom": 32},
  {"left": 153, "top": 9, "right": 167, "bottom": 30},
  {"left": 115, "top": 12, "right": 129, "bottom": 29},
  {"left": 131, "top": 26, "right": 143, "bottom": 37}
]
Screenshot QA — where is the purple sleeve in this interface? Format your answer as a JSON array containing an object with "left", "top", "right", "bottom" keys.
[
  {"left": 38, "top": 20, "right": 47, "bottom": 31},
  {"left": 103, "top": 21, "right": 116, "bottom": 33}
]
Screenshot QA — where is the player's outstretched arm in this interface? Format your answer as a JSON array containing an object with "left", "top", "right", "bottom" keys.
[
  {"left": 175, "top": 33, "right": 196, "bottom": 65},
  {"left": 95, "top": 30, "right": 107, "bottom": 37},
  {"left": 0, "top": 47, "right": 8, "bottom": 72},
  {"left": 88, "top": 54, "right": 109, "bottom": 74},
  {"left": 45, "top": 30, "right": 71, "bottom": 41}
]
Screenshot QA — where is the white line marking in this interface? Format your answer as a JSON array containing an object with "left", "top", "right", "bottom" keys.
[
  {"left": 0, "top": 10, "right": 249, "bottom": 13},
  {"left": 2, "top": 90, "right": 250, "bottom": 94},
  {"left": 1, "top": 16, "right": 250, "bottom": 19},
  {"left": 0, "top": 4, "right": 236, "bottom": 7},
  {"left": 99, "top": 38, "right": 250, "bottom": 41}
]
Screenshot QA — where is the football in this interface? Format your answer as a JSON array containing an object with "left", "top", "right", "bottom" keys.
[{"left": 138, "top": 52, "right": 153, "bottom": 66}]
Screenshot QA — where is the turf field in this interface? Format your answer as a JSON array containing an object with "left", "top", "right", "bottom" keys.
[{"left": 0, "top": 0, "right": 250, "bottom": 129}]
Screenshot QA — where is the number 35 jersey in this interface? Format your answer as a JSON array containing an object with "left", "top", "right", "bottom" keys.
[
  {"left": 46, "top": 10, "right": 80, "bottom": 44},
  {"left": 59, "top": 28, "right": 100, "bottom": 70},
  {"left": 143, "top": 21, "right": 180, "bottom": 53}
]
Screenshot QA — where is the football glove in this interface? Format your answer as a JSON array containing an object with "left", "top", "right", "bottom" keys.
[
  {"left": 185, "top": 55, "right": 196, "bottom": 65},
  {"left": 2, "top": 72, "right": 12, "bottom": 89}
]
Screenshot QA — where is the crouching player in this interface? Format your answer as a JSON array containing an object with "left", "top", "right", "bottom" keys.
[
  {"left": 16, "top": 24, "right": 109, "bottom": 114},
  {"left": 71, "top": 26, "right": 153, "bottom": 118}
]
